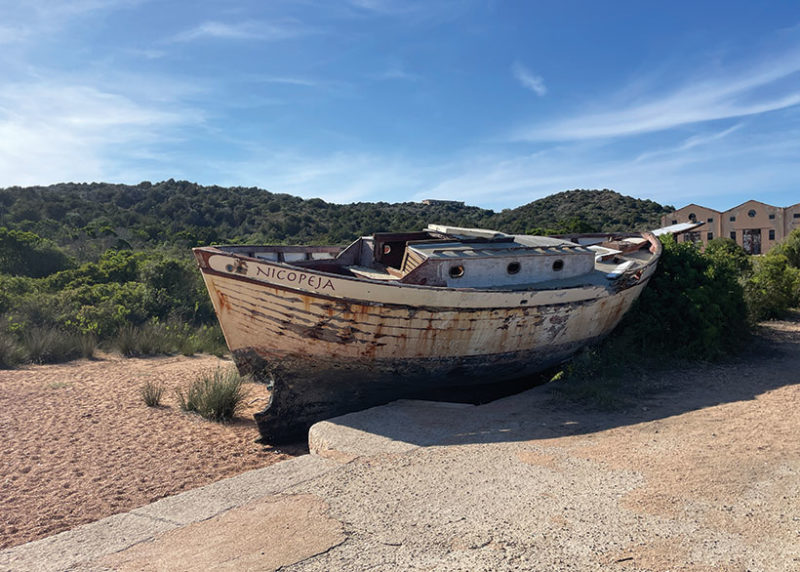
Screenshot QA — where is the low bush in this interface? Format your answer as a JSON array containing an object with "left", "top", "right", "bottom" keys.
[
  {"left": 140, "top": 379, "right": 165, "bottom": 407},
  {"left": 113, "top": 322, "right": 173, "bottom": 357},
  {"left": 112, "top": 321, "right": 228, "bottom": 358},
  {"left": 21, "top": 326, "right": 91, "bottom": 364},
  {"left": 175, "top": 324, "right": 228, "bottom": 357},
  {"left": 550, "top": 235, "right": 752, "bottom": 407},
  {"left": 176, "top": 367, "right": 248, "bottom": 422},
  {"left": 616, "top": 235, "right": 750, "bottom": 361},
  {"left": 0, "top": 332, "right": 25, "bottom": 369},
  {"left": 743, "top": 252, "right": 800, "bottom": 323}
]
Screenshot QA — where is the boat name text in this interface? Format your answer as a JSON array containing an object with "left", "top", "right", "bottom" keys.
[{"left": 255, "top": 266, "right": 336, "bottom": 291}]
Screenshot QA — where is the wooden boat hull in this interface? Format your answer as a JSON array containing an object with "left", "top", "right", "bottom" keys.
[{"left": 194, "top": 241, "right": 659, "bottom": 441}]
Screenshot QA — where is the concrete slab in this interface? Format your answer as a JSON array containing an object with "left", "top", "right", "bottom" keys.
[
  {"left": 0, "top": 512, "right": 175, "bottom": 572},
  {"left": 132, "top": 455, "right": 337, "bottom": 525},
  {"left": 96, "top": 494, "right": 345, "bottom": 572},
  {"left": 0, "top": 455, "right": 339, "bottom": 572},
  {"left": 309, "top": 399, "right": 474, "bottom": 461}
]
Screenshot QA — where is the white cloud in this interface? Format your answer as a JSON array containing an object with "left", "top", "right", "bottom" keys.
[
  {"left": 215, "top": 149, "right": 426, "bottom": 204},
  {"left": 375, "top": 65, "right": 419, "bottom": 81},
  {"left": 0, "top": 25, "right": 29, "bottom": 44},
  {"left": 171, "top": 20, "right": 310, "bottom": 43},
  {"left": 0, "top": 81, "right": 198, "bottom": 187},
  {"left": 514, "top": 52, "right": 800, "bottom": 141},
  {"left": 415, "top": 114, "right": 800, "bottom": 210},
  {"left": 0, "top": 0, "right": 145, "bottom": 43},
  {"left": 254, "top": 76, "right": 319, "bottom": 87},
  {"left": 633, "top": 123, "right": 744, "bottom": 163},
  {"left": 512, "top": 62, "right": 546, "bottom": 96}
]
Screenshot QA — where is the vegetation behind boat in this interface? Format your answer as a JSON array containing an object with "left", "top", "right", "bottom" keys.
[{"left": 0, "top": 181, "right": 797, "bottom": 388}]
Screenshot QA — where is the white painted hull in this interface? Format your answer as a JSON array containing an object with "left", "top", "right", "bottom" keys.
[{"left": 194, "top": 237, "right": 660, "bottom": 442}]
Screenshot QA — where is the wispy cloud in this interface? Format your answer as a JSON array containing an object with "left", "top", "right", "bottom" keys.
[
  {"left": 0, "top": 25, "right": 29, "bottom": 44},
  {"left": 512, "top": 61, "right": 546, "bottom": 96},
  {"left": 374, "top": 64, "right": 419, "bottom": 82},
  {"left": 254, "top": 76, "right": 319, "bottom": 87},
  {"left": 171, "top": 20, "right": 310, "bottom": 43},
  {"left": 419, "top": 117, "right": 800, "bottom": 210},
  {"left": 514, "top": 52, "right": 800, "bottom": 141},
  {"left": 634, "top": 123, "right": 744, "bottom": 163},
  {"left": 217, "top": 148, "right": 426, "bottom": 204},
  {"left": 0, "top": 80, "right": 198, "bottom": 186},
  {"left": 348, "top": 0, "right": 419, "bottom": 15},
  {"left": 2, "top": 0, "right": 144, "bottom": 42}
]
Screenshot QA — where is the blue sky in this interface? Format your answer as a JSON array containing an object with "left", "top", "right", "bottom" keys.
[{"left": 2, "top": 1, "right": 800, "bottom": 211}]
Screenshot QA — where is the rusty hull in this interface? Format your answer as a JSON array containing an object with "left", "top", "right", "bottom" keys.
[{"left": 193, "top": 240, "right": 658, "bottom": 442}]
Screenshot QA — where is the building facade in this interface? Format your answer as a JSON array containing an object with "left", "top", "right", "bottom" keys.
[{"left": 661, "top": 200, "right": 800, "bottom": 254}]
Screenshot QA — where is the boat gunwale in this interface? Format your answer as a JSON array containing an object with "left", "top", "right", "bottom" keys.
[
  {"left": 193, "top": 232, "right": 660, "bottom": 311},
  {"left": 194, "top": 231, "right": 660, "bottom": 292}
]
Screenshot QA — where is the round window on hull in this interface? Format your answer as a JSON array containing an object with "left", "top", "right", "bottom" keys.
[
  {"left": 552, "top": 259, "right": 564, "bottom": 271},
  {"left": 507, "top": 262, "right": 521, "bottom": 275},
  {"left": 449, "top": 265, "right": 465, "bottom": 279}
]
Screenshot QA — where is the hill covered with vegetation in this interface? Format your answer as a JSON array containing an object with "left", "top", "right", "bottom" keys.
[
  {"left": 492, "top": 189, "right": 673, "bottom": 234},
  {"left": 0, "top": 181, "right": 673, "bottom": 261},
  {"left": 1, "top": 180, "right": 797, "bottom": 374}
]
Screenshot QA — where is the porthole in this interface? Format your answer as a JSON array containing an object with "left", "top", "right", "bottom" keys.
[
  {"left": 449, "top": 265, "right": 465, "bottom": 279},
  {"left": 552, "top": 259, "right": 564, "bottom": 271},
  {"left": 383, "top": 244, "right": 392, "bottom": 254},
  {"left": 507, "top": 262, "right": 521, "bottom": 275}
]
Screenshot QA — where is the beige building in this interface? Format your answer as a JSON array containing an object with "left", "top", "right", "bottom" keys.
[{"left": 662, "top": 200, "right": 800, "bottom": 254}]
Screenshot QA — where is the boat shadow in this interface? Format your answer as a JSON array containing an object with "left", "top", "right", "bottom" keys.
[{"left": 326, "top": 320, "right": 800, "bottom": 448}]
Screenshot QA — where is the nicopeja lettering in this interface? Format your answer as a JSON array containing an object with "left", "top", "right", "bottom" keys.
[{"left": 255, "top": 265, "right": 335, "bottom": 291}]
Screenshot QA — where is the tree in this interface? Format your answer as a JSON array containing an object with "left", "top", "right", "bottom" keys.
[{"left": 0, "top": 228, "right": 73, "bottom": 278}]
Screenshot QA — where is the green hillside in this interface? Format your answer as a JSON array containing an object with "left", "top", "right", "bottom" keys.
[
  {"left": 0, "top": 182, "right": 672, "bottom": 261},
  {"left": 491, "top": 189, "right": 674, "bottom": 234}
]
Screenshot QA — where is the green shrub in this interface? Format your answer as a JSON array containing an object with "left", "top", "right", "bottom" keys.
[
  {"left": 175, "top": 324, "right": 228, "bottom": 357},
  {"left": 550, "top": 235, "right": 754, "bottom": 406},
  {"left": 0, "top": 332, "right": 24, "bottom": 369},
  {"left": 78, "top": 334, "right": 98, "bottom": 359},
  {"left": 0, "top": 227, "right": 73, "bottom": 277},
  {"left": 176, "top": 367, "right": 248, "bottom": 422},
  {"left": 112, "top": 321, "right": 228, "bottom": 358},
  {"left": 21, "top": 326, "right": 88, "bottom": 364},
  {"left": 744, "top": 252, "right": 800, "bottom": 322},
  {"left": 140, "top": 379, "right": 165, "bottom": 407},
  {"left": 113, "top": 322, "right": 174, "bottom": 357},
  {"left": 772, "top": 228, "right": 800, "bottom": 268},
  {"left": 618, "top": 235, "right": 750, "bottom": 361}
]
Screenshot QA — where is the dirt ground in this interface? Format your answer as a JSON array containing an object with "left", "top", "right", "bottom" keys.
[
  {"left": 0, "top": 354, "right": 302, "bottom": 549},
  {"left": 2, "top": 314, "right": 799, "bottom": 563}
]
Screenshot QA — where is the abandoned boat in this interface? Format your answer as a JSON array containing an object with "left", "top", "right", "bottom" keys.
[{"left": 193, "top": 224, "right": 662, "bottom": 441}]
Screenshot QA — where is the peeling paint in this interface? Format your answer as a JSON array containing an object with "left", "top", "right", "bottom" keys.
[{"left": 195, "top": 231, "right": 662, "bottom": 441}]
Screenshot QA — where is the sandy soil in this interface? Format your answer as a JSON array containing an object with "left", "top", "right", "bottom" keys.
[
  {"left": 0, "top": 354, "right": 302, "bottom": 549},
  {"left": 2, "top": 314, "right": 799, "bottom": 565}
]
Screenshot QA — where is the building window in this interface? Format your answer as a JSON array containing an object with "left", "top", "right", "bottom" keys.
[
  {"left": 707, "top": 217, "right": 714, "bottom": 223},
  {"left": 707, "top": 232, "right": 713, "bottom": 240},
  {"left": 671, "top": 220, "right": 677, "bottom": 225},
  {"left": 730, "top": 216, "right": 736, "bottom": 222},
  {"left": 769, "top": 230, "right": 776, "bottom": 240},
  {"left": 686, "top": 231, "right": 701, "bottom": 244},
  {"left": 730, "top": 231, "right": 736, "bottom": 240},
  {"left": 794, "top": 213, "right": 800, "bottom": 219},
  {"left": 769, "top": 214, "right": 776, "bottom": 220},
  {"left": 688, "top": 212, "right": 697, "bottom": 221},
  {"left": 748, "top": 209, "right": 756, "bottom": 217}
]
